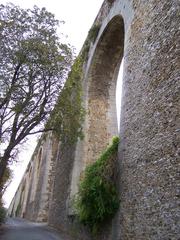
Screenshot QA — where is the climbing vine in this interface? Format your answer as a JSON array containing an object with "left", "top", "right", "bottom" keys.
[
  {"left": 46, "top": 56, "right": 85, "bottom": 144},
  {"left": 88, "top": 24, "right": 101, "bottom": 43},
  {"left": 47, "top": 23, "right": 101, "bottom": 145},
  {"left": 73, "top": 137, "right": 120, "bottom": 234},
  {"left": 81, "top": 24, "right": 101, "bottom": 60}
]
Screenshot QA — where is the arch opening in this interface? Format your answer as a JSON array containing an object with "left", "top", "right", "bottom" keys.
[
  {"left": 85, "top": 16, "right": 124, "bottom": 164},
  {"left": 116, "top": 59, "right": 124, "bottom": 131}
]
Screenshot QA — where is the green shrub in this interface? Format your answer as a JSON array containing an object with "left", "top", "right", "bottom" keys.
[
  {"left": 74, "top": 136, "right": 120, "bottom": 234},
  {"left": 0, "top": 204, "right": 6, "bottom": 224}
]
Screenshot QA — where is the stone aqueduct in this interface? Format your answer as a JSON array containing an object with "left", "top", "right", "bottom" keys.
[{"left": 8, "top": 1, "right": 179, "bottom": 239}]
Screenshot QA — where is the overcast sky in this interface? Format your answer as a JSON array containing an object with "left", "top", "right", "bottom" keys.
[{"left": 1, "top": 0, "right": 123, "bottom": 208}]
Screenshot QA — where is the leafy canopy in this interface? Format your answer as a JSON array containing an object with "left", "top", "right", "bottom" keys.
[{"left": 0, "top": 3, "right": 73, "bottom": 186}]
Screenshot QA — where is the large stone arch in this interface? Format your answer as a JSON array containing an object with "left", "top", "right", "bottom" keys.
[
  {"left": 69, "top": 15, "right": 126, "bottom": 204},
  {"left": 83, "top": 15, "right": 124, "bottom": 164},
  {"left": 68, "top": 1, "right": 179, "bottom": 239},
  {"left": 69, "top": 0, "right": 135, "bottom": 202}
]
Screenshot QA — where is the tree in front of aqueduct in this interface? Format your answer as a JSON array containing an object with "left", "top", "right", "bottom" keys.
[{"left": 0, "top": 3, "right": 73, "bottom": 200}]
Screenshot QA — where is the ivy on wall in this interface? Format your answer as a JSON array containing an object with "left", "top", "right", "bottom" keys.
[
  {"left": 81, "top": 24, "right": 101, "bottom": 60},
  {"left": 73, "top": 137, "right": 120, "bottom": 234},
  {"left": 47, "top": 23, "right": 101, "bottom": 145},
  {"left": 46, "top": 56, "right": 85, "bottom": 145}
]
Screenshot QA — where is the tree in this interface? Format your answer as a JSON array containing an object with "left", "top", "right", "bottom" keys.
[
  {"left": 0, "top": 3, "right": 73, "bottom": 191},
  {"left": 0, "top": 167, "right": 12, "bottom": 196}
]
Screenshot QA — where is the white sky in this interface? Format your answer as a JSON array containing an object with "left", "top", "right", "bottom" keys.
[
  {"left": 0, "top": 0, "right": 104, "bottom": 53},
  {"left": 1, "top": 0, "right": 123, "bottom": 208}
]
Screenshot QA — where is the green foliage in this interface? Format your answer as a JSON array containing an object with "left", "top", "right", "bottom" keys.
[
  {"left": 0, "top": 3, "right": 73, "bottom": 184},
  {"left": 0, "top": 167, "right": 11, "bottom": 221},
  {"left": 0, "top": 167, "right": 12, "bottom": 194},
  {"left": 45, "top": 24, "right": 101, "bottom": 147},
  {"left": 81, "top": 24, "right": 101, "bottom": 61},
  {"left": 0, "top": 167, "right": 11, "bottom": 187},
  {"left": 0, "top": 207, "right": 6, "bottom": 224},
  {"left": 74, "top": 137, "right": 120, "bottom": 234},
  {"left": 46, "top": 18, "right": 101, "bottom": 145},
  {"left": 81, "top": 41, "right": 91, "bottom": 61},
  {"left": 88, "top": 24, "right": 101, "bottom": 43},
  {"left": 0, "top": 200, "right": 6, "bottom": 224},
  {"left": 47, "top": 56, "right": 85, "bottom": 144}
]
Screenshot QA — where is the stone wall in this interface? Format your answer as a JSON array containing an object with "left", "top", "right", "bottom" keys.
[
  {"left": 8, "top": 0, "right": 179, "bottom": 239},
  {"left": 8, "top": 133, "right": 58, "bottom": 222},
  {"left": 117, "top": 1, "right": 179, "bottom": 239},
  {"left": 61, "top": 1, "right": 179, "bottom": 239}
]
